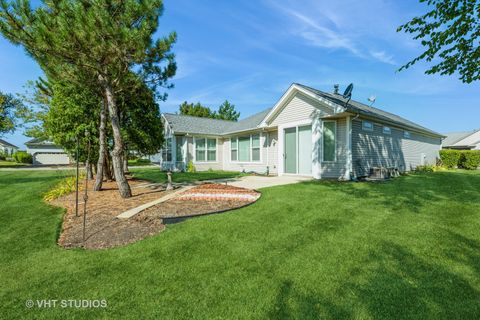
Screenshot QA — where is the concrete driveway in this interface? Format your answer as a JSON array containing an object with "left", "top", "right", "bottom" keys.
[{"left": 222, "top": 175, "right": 312, "bottom": 190}]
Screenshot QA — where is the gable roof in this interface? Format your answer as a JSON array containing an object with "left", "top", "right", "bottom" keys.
[
  {"left": 295, "top": 84, "right": 443, "bottom": 137},
  {"left": 163, "top": 108, "right": 272, "bottom": 136},
  {"left": 443, "top": 130, "right": 480, "bottom": 147},
  {"left": 163, "top": 83, "right": 442, "bottom": 138},
  {"left": 0, "top": 138, "right": 18, "bottom": 149}
]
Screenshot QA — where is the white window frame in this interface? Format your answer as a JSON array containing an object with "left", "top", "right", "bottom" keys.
[
  {"left": 322, "top": 120, "right": 337, "bottom": 162},
  {"left": 161, "top": 137, "right": 173, "bottom": 163},
  {"left": 193, "top": 137, "right": 218, "bottom": 163},
  {"left": 362, "top": 120, "right": 374, "bottom": 132},
  {"left": 383, "top": 126, "right": 392, "bottom": 135},
  {"left": 404, "top": 131, "right": 411, "bottom": 139},
  {"left": 230, "top": 133, "right": 262, "bottom": 163}
]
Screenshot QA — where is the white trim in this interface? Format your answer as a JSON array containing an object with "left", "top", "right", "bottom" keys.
[
  {"left": 193, "top": 136, "right": 218, "bottom": 163},
  {"left": 345, "top": 116, "right": 352, "bottom": 180},
  {"left": 322, "top": 120, "right": 337, "bottom": 162},
  {"left": 278, "top": 119, "right": 313, "bottom": 176},
  {"left": 229, "top": 133, "right": 263, "bottom": 164}
]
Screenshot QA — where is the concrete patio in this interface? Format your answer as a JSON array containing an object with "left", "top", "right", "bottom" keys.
[{"left": 216, "top": 175, "right": 312, "bottom": 190}]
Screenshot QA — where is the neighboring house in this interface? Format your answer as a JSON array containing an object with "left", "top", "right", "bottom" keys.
[
  {"left": 158, "top": 83, "right": 444, "bottom": 179},
  {"left": 0, "top": 138, "right": 19, "bottom": 156},
  {"left": 25, "top": 138, "right": 71, "bottom": 165},
  {"left": 442, "top": 129, "right": 480, "bottom": 150}
]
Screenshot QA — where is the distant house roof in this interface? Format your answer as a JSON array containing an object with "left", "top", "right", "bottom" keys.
[
  {"left": 163, "top": 108, "right": 272, "bottom": 136},
  {"left": 295, "top": 84, "right": 443, "bottom": 137},
  {"left": 0, "top": 138, "right": 18, "bottom": 149},
  {"left": 443, "top": 129, "right": 480, "bottom": 148},
  {"left": 25, "top": 138, "right": 57, "bottom": 146}
]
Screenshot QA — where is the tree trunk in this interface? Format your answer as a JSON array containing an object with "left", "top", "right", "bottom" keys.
[
  {"left": 103, "top": 78, "right": 131, "bottom": 198},
  {"left": 86, "top": 160, "right": 93, "bottom": 180},
  {"left": 104, "top": 149, "right": 113, "bottom": 181},
  {"left": 93, "top": 99, "right": 107, "bottom": 191},
  {"left": 123, "top": 147, "right": 129, "bottom": 173}
]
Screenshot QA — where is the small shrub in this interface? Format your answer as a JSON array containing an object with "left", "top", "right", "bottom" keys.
[
  {"left": 13, "top": 151, "right": 33, "bottom": 164},
  {"left": 459, "top": 150, "right": 480, "bottom": 170},
  {"left": 415, "top": 165, "right": 436, "bottom": 173},
  {"left": 0, "top": 151, "right": 6, "bottom": 161},
  {"left": 43, "top": 174, "right": 84, "bottom": 201},
  {"left": 439, "top": 150, "right": 462, "bottom": 168},
  {"left": 186, "top": 160, "right": 196, "bottom": 173}
]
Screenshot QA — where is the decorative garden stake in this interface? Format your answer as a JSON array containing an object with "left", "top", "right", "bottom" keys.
[
  {"left": 83, "top": 132, "right": 91, "bottom": 244},
  {"left": 75, "top": 135, "right": 80, "bottom": 217},
  {"left": 166, "top": 170, "right": 173, "bottom": 190}
]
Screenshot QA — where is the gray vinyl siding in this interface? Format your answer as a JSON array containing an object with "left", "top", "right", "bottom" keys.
[
  {"left": 351, "top": 119, "right": 441, "bottom": 176},
  {"left": 267, "top": 131, "right": 278, "bottom": 174},
  {"left": 321, "top": 118, "right": 348, "bottom": 178},
  {"left": 269, "top": 92, "right": 334, "bottom": 126}
]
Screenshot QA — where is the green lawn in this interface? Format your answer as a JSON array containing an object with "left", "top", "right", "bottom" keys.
[
  {"left": 1, "top": 169, "right": 480, "bottom": 319},
  {"left": 130, "top": 168, "right": 246, "bottom": 183},
  {"left": 0, "top": 160, "right": 28, "bottom": 167}
]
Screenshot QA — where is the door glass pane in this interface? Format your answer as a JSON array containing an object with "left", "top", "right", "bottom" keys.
[
  {"left": 284, "top": 128, "right": 297, "bottom": 174},
  {"left": 231, "top": 150, "right": 237, "bottom": 161},
  {"left": 323, "top": 122, "right": 336, "bottom": 161},
  {"left": 238, "top": 136, "right": 250, "bottom": 162},
  {"left": 298, "top": 125, "right": 312, "bottom": 174}
]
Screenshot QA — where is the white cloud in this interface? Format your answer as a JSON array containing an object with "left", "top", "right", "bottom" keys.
[
  {"left": 370, "top": 50, "right": 396, "bottom": 65},
  {"left": 263, "top": 0, "right": 402, "bottom": 65}
]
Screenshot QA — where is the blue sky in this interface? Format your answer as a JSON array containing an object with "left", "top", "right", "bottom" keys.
[{"left": 1, "top": 0, "right": 479, "bottom": 149}]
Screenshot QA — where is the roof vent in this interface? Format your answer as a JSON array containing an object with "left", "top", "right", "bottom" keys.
[{"left": 333, "top": 84, "right": 339, "bottom": 94}]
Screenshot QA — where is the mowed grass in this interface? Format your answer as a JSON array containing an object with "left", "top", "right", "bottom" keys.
[
  {"left": 130, "top": 168, "right": 246, "bottom": 183},
  {"left": 1, "top": 169, "right": 480, "bottom": 319}
]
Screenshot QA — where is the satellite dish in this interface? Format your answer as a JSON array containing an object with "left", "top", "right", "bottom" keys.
[
  {"left": 342, "top": 83, "right": 353, "bottom": 107},
  {"left": 368, "top": 95, "right": 376, "bottom": 106},
  {"left": 343, "top": 83, "right": 353, "bottom": 99}
]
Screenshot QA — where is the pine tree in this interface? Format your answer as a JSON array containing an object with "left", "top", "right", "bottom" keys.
[
  {"left": 0, "top": 0, "right": 176, "bottom": 198},
  {"left": 217, "top": 100, "right": 240, "bottom": 121},
  {"left": 179, "top": 101, "right": 216, "bottom": 118}
]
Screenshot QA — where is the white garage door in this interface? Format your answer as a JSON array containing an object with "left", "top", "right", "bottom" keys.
[{"left": 34, "top": 152, "right": 70, "bottom": 165}]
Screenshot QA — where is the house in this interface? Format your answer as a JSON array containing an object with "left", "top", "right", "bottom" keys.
[
  {"left": 158, "top": 83, "right": 444, "bottom": 179},
  {"left": 25, "top": 138, "right": 71, "bottom": 165},
  {"left": 442, "top": 129, "right": 480, "bottom": 150},
  {"left": 0, "top": 138, "right": 19, "bottom": 156}
]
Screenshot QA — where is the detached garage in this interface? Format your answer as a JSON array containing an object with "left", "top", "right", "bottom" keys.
[{"left": 25, "top": 138, "right": 71, "bottom": 165}]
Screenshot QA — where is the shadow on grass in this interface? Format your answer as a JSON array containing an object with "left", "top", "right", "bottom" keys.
[{"left": 301, "top": 171, "right": 480, "bottom": 214}]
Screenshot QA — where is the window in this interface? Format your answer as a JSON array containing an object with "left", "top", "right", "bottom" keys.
[
  {"left": 162, "top": 137, "right": 172, "bottom": 162},
  {"left": 195, "top": 137, "right": 216, "bottom": 162},
  {"left": 207, "top": 138, "right": 216, "bottom": 161},
  {"left": 362, "top": 121, "right": 374, "bottom": 131},
  {"left": 231, "top": 134, "right": 261, "bottom": 162},
  {"left": 176, "top": 137, "right": 184, "bottom": 162},
  {"left": 323, "top": 121, "right": 336, "bottom": 162},
  {"left": 404, "top": 131, "right": 411, "bottom": 139},
  {"left": 231, "top": 138, "right": 238, "bottom": 161},
  {"left": 252, "top": 134, "right": 260, "bottom": 161},
  {"left": 383, "top": 126, "right": 391, "bottom": 135}
]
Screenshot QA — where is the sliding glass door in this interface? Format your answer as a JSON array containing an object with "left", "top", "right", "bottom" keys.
[{"left": 284, "top": 125, "right": 312, "bottom": 175}]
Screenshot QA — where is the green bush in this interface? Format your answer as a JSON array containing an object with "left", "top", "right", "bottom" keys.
[
  {"left": 0, "top": 151, "right": 6, "bottom": 161},
  {"left": 439, "top": 150, "right": 462, "bottom": 168},
  {"left": 13, "top": 151, "right": 33, "bottom": 164},
  {"left": 415, "top": 165, "right": 436, "bottom": 172},
  {"left": 460, "top": 150, "right": 480, "bottom": 170},
  {"left": 186, "top": 160, "right": 196, "bottom": 173}
]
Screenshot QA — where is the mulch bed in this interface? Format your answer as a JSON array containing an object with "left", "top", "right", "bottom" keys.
[{"left": 53, "top": 181, "right": 260, "bottom": 250}]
